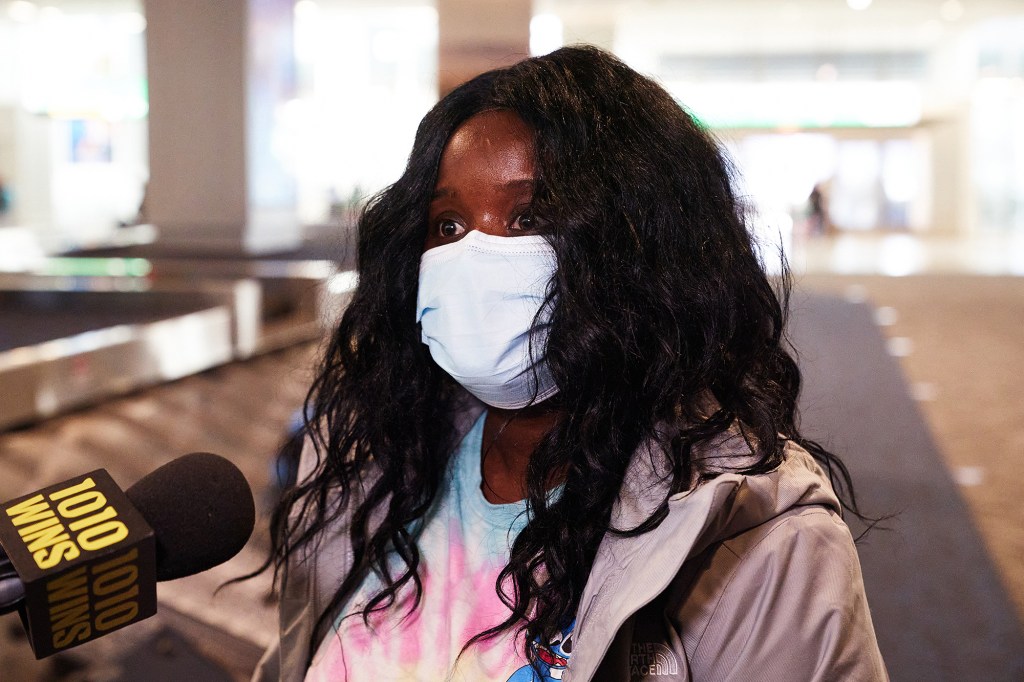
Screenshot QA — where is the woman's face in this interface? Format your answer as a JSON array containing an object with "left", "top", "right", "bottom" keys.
[{"left": 425, "top": 109, "right": 543, "bottom": 252}]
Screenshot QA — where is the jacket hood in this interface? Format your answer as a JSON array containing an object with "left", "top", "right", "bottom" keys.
[
  {"left": 612, "top": 429, "right": 842, "bottom": 548},
  {"left": 568, "top": 431, "right": 844, "bottom": 681}
]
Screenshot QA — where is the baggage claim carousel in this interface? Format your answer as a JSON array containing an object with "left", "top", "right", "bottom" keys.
[
  {"left": 0, "top": 256, "right": 353, "bottom": 431},
  {"left": 0, "top": 251, "right": 355, "bottom": 680}
]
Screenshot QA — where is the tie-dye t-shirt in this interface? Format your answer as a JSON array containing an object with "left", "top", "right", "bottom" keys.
[{"left": 305, "top": 412, "right": 574, "bottom": 682}]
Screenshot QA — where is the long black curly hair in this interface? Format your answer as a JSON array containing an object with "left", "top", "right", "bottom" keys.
[{"left": 267, "top": 44, "right": 861, "bottom": 667}]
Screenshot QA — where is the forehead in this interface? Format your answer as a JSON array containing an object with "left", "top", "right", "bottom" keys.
[{"left": 438, "top": 109, "right": 535, "bottom": 175}]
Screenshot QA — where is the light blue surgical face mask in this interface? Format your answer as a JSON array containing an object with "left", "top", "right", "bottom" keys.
[{"left": 415, "top": 230, "right": 559, "bottom": 409}]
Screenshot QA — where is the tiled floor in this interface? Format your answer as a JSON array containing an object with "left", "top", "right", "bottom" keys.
[{"left": 791, "top": 230, "right": 1024, "bottom": 277}]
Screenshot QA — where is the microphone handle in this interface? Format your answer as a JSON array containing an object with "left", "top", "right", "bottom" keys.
[{"left": 0, "top": 548, "right": 26, "bottom": 614}]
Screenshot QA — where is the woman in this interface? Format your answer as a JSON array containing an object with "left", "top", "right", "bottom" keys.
[{"left": 255, "top": 46, "right": 887, "bottom": 681}]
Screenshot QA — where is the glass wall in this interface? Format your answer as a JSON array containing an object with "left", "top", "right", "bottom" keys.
[
  {"left": 0, "top": 0, "right": 148, "bottom": 259},
  {"left": 536, "top": 0, "right": 1024, "bottom": 245},
  {"left": 0, "top": 0, "right": 438, "bottom": 258},
  {"left": 288, "top": 0, "right": 437, "bottom": 225},
  {"left": 971, "top": 17, "right": 1024, "bottom": 233}
]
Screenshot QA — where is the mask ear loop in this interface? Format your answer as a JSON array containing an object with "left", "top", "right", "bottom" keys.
[{"left": 522, "top": 271, "right": 559, "bottom": 409}]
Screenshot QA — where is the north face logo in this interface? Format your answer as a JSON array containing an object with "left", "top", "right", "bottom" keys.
[{"left": 629, "top": 642, "right": 680, "bottom": 678}]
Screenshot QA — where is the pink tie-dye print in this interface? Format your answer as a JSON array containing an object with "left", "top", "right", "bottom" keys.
[{"left": 304, "top": 413, "right": 532, "bottom": 682}]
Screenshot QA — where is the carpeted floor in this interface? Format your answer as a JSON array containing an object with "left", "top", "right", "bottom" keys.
[
  {"left": 790, "top": 285, "right": 1024, "bottom": 680},
  {"left": 798, "top": 273, "right": 1024, "bottom": 627}
]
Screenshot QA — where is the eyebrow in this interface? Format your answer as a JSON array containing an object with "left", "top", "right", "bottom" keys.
[{"left": 431, "top": 178, "right": 535, "bottom": 200}]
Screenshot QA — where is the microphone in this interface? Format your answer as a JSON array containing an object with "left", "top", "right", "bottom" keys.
[{"left": 0, "top": 452, "right": 255, "bottom": 658}]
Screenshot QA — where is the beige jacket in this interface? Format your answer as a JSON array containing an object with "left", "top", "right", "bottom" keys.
[{"left": 254, "top": 399, "right": 887, "bottom": 681}]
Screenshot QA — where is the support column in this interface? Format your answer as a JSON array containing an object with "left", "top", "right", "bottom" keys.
[
  {"left": 437, "top": 0, "right": 531, "bottom": 96},
  {"left": 143, "top": 0, "right": 299, "bottom": 254}
]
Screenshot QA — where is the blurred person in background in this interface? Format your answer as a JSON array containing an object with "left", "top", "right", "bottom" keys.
[
  {"left": 253, "top": 46, "right": 887, "bottom": 682},
  {"left": 807, "top": 181, "right": 831, "bottom": 237}
]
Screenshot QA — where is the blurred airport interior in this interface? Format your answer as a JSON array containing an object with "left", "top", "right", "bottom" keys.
[{"left": 0, "top": 0, "right": 1022, "bottom": 679}]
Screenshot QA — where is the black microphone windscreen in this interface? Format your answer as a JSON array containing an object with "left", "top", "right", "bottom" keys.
[{"left": 125, "top": 452, "right": 255, "bottom": 581}]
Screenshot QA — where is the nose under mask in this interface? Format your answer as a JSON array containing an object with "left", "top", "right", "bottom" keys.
[{"left": 415, "top": 230, "right": 559, "bottom": 409}]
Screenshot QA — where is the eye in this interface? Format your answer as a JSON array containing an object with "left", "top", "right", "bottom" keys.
[
  {"left": 513, "top": 209, "right": 542, "bottom": 232},
  {"left": 438, "top": 218, "right": 465, "bottom": 239},
  {"left": 561, "top": 634, "right": 573, "bottom": 654}
]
